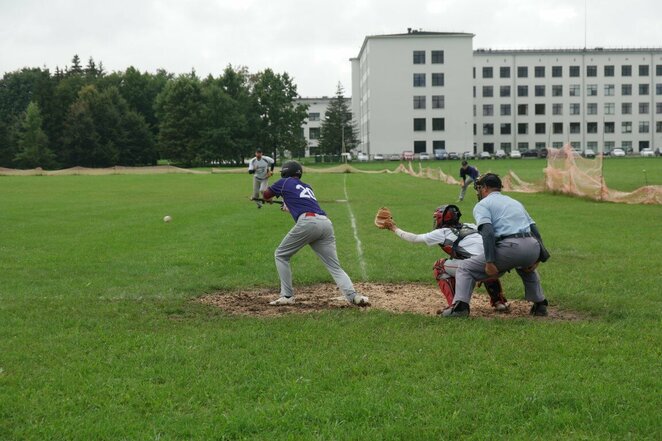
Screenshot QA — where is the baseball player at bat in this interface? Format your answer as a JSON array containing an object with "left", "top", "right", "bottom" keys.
[
  {"left": 248, "top": 148, "right": 275, "bottom": 209},
  {"left": 262, "top": 160, "right": 369, "bottom": 307},
  {"left": 379, "top": 205, "right": 509, "bottom": 313}
]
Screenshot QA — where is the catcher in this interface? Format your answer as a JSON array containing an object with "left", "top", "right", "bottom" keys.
[{"left": 374, "top": 205, "right": 509, "bottom": 312}]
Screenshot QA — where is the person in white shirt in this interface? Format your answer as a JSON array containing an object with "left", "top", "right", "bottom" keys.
[
  {"left": 385, "top": 204, "right": 509, "bottom": 313},
  {"left": 247, "top": 149, "right": 275, "bottom": 208}
]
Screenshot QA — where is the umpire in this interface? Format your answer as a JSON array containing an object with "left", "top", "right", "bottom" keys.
[{"left": 442, "top": 173, "right": 550, "bottom": 317}]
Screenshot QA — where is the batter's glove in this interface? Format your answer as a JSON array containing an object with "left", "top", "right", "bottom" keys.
[{"left": 374, "top": 207, "right": 395, "bottom": 230}]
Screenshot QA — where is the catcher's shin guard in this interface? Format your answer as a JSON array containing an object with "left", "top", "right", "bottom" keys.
[
  {"left": 436, "top": 277, "right": 456, "bottom": 307},
  {"left": 484, "top": 279, "right": 507, "bottom": 306}
]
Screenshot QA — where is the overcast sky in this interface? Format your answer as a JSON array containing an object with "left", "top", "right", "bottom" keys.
[{"left": 1, "top": 0, "right": 660, "bottom": 97}]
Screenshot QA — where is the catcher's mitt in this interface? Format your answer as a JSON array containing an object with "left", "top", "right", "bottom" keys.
[{"left": 374, "top": 207, "right": 394, "bottom": 230}]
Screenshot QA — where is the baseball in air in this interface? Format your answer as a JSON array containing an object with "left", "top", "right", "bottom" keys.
[{"left": 163, "top": 215, "right": 172, "bottom": 223}]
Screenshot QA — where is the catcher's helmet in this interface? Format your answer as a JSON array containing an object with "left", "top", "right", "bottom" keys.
[
  {"left": 433, "top": 204, "right": 462, "bottom": 229},
  {"left": 280, "top": 161, "right": 303, "bottom": 178}
]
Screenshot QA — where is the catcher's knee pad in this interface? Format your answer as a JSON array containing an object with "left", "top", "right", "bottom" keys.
[
  {"left": 484, "top": 279, "right": 507, "bottom": 306},
  {"left": 432, "top": 258, "right": 448, "bottom": 280},
  {"left": 436, "top": 277, "right": 456, "bottom": 307}
]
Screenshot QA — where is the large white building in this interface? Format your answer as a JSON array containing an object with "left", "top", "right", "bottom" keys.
[
  {"left": 296, "top": 96, "right": 351, "bottom": 157},
  {"left": 349, "top": 30, "right": 662, "bottom": 156}
]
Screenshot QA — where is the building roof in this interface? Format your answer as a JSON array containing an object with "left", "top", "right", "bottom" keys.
[
  {"left": 474, "top": 47, "right": 662, "bottom": 55},
  {"left": 355, "top": 29, "right": 474, "bottom": 60}
]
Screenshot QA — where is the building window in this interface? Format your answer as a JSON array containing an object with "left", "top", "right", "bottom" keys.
[
  {"left": 622, "top": 141, "right": 632, "bottom": 151},
  {"left": 535, "top": 123, "right": 546, "bottom": 134},
  {"left": 604, "top": 141, "right": 615, "bottom": 151},
  {"left": 483, "top": 104, "right": 494, "bottom": 116},
  {"left": 587, "top": 103, "right": 598, "bottom": 115},
  {"left": 413, "top": 73, "right": 426, "bottom": 87},
  {"left": 604, "top": 65, "right": 615, "bottom": 77},
  {"left": 413, "top": 50, "right": 425, "bottom": 64},
  {"left": 552, "top": 142, "right": 564, "bottom": 148},
  {"left": 431, "top": 95, "right": 445, "bottom": 109},
  {"left": 432, "top": 118, "right": 445, "bottom": 131},
  {"left": 587, "top": 65, "right": 597, "bottom": 77},
  {"left": 552, "top": 85, "right": 563, "bottom": 96},
  {"left": 413, "top": 118, "right": 426, "bottom": 131},
  {"left": 517, "top": 66, "right": 528, "bottom": 78},
  {"left": 517, "top": 123, "right": 528, "bottom": 134},
  {"left": 657, "top": 121, "right": 662, "bottom": 133},
  {"left": 535, "top": 103, "right": 545, "bottom": 115},
  {"left": 657, "top": 65, "right": 662, "bottom": 76},
  {"left": 432, "top": 73, "right": 445, "bottom": 86},
  {"left": 604, "top": 122, "right": 615, "bottom": 133},
  {"left": 622, "top": 84, "right": 632, "bottom": 96},
  {"left": 483, "top": 67, "right": 493, "bottom": 78},
  {"left": 639, "top": 84, "right": 649, "bottom": 95},
  {"left": 501, "top": 142, "right": 512, "bottom": 151},
  {"left": 569, "top": 65, "right": 580, "bottom": 77},
  {"left": 433, "top": 140, "right": 445, "bottom": 150},
  {"left": 500, "top": 85, "right": 511, "bottom": 97},
  {"left": 308, "top": 112, "right": 320, "bottom": 121},
  {"left": 517, "top": 85, "right": 528, "bottom": 97},
  {"left": 517, "top": 104, "right": 528, "bottom": 115},
  {"left": 570, "top": 103, "right": 581, "bottom": 115},
  {"left": 500, "top": 66, "right": 510, "bottom": 78},
  {"left": 413, "top": 96, "right": 426, "bottom": 109},
  {"left": 570, "top": 122, "right": 581, "bottom": 134},
  {"left": 605, "top": 103, "right": 615, "bottom": 114},
  {"left": 500, "top": 123, "right": 511, "bottom": 135},
  {"left": 639, "top": 103, "right": 649, "bottom": 114},
  {"left": 639, "top": 65, "right": 649, "bottom": 76},
  {"left": 622, "top": 65, "right": 632, "bottom": 76},
  {"left": 500, "top": 104, "right": 511, "bottom": 116},
  {"left": 535, "top": 85, "right": 545, "bottom": 97},
  {"left": 414, "top": 140, "right": 427, "bottom": 153},
  {"left": 657, "top": 103, "right": 662, "bottom": 114},
  {"left": 657, "top": 84, "right": 662, "bottom": 95},
  {"left": 639, "top": 121, "right": 649, "bottom": 133},
  {"left": 622, "top": 103, "right": 632, "bottom": 114},
  {"left": 587, "top": 122, "right": 598, "bottom": 133},
  {"left": 553, "top": 122, "right": 563, "bottom": 134},
  {"left": 569, "top": 84, "right": 580, "bottom": 96},
  {"left": 535, "top": 66, "right": 545, "bottom": 77},
  {"left": 483, "top": 123, "right": 494, "bottom": 135},
  {"left": 431, "top": 50, "right": 444, "bottom": 64},
  {"left": 552, "top": 66, "right": 563, "bottom": 77},
  {"left": 605, "top": 84, "right": 615, "bottom": 96},
  {"left": 552, "top": 103, "right": 563, "bottom": 115},
  {"left": 587, "top": 84, "right": 598, "bottom": 96},
  {"left": 482, "top": 86, "right": 493, "bottom": 97},
  {"left": 622, "top": 121, "right": 632, "bottom": 133},
  {"left": 639, "top": 141, "right": 650, "bottom": 151}
]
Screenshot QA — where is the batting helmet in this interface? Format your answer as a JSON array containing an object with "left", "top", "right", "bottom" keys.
[
  {"left": 280, "top": 161, "right": 303, "bottom": 178},
  {"left": 433, "top": 204, "right": 462, "bottom": 229}
]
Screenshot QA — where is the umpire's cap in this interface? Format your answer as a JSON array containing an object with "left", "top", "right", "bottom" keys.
[
  {"left": 280, "top": 161, "right": 303, "bottom": 178},
  {"left": 474, "top": 173, "right": 502, "bottom": 190}
]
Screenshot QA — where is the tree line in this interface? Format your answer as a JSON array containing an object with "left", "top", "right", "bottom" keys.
[{"left": 0, "top": 55, "right": 309, "bottom": 169}]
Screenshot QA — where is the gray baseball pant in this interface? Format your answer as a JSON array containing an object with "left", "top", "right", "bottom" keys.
[
  {"left": 454, "top": 237, "right": 545, "bottom": 304},
  {"left": 275, "top": 214, "right": 357, "bottom": 300},
  {"left": 253, "top": 177, "right": 268, "bottom": 203},
  {"left": 458, "top": 176, "right": 474, "bottom": 201}
]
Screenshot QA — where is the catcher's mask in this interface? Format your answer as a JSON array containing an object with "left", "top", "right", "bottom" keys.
[
  {"left": 474, "top": 173, "right": 503, "bottom": 200},
  {"left": 280, "top": 161, "right": 303, "bottom": 178},
  {"left": 433, "top": 204, "right": 462, "bottom": 229}
]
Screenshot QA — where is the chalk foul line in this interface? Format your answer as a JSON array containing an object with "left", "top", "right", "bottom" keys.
[{"left": 343, "top": 174, "right": 367, "bottom": 280}]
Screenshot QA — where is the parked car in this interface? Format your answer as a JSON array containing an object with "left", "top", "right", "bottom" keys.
[
  {"left": 462, "top": 151, "right": 476, "bottom": 160},
  {"left": 401, "top": 150, "right": 415, "bottom": 161},
  {"left": 419, "top": 152, "right": 430, "bottom": 160},
  {"left": 522, "top": 149, "right": 539, "bottom": 158},
  {"left": 582, "top": 149, "right": 596, "bottom": 158},
  {"left": 479, "top": 151, "right": 492, "bottom": 159},
  {"left": 640, "top": 148, "right": 655, "bottom": 157},
  {"left": 433, "top": 149, "right": 448, "bottom": 160},
  {"left": 357, "top": 152, "right": 369, "bottom": 162},
  {"left": 495, "top": 149, "right": 507, "bottom": 159},
  {"left": 448, "top": 152, "right": 460, "bottom": 160},
  {"left": 509, "top": 150, "right": 522, "bottom": 159},
  {"left": 538, "top": 148, "right": 549, "bottom": 158},
  {"left": 389, "top": 153, "right": 401, "bottom": 161},
  {"left": 373, "top": 154, "right": 385, "bottom": 161},
  {"left": 612, "top": 148, "right": 626, "bottom": 157}
]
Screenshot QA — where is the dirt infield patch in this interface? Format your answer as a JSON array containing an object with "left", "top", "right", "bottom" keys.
[{"left": 198, "top": 282, "right": 580, "bottom": 320}]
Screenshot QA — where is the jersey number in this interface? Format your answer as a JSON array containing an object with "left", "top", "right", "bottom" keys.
[{"left": 296, "top": 184, "right": 317, "bottom": 200}]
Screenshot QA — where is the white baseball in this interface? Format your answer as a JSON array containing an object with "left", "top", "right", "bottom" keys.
[{"left": 163, "top": 215, "right": 172, "bottom": 223}]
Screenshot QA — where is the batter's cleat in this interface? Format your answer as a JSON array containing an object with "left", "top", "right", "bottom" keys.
[
  {"left": 269, "top": 296, "right": 295, "bottom": 306},
  {"left": 530, "top": 299, "right": 549, "bottom": 316},
  {"left": 256, "top": 202, "right": 263, "bottom": 209},
  {"left": 493, "top": 301, "right": 510, "bottom": 312},
  {"left": 441, "top": 301, "right": 470, "bottom": 317},
  {"left": 348, "top": 294, "right": 370, "bottom": 307}
]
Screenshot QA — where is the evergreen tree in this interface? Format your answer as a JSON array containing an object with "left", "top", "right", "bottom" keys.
[
  {"left": 14, "top": 101, "right": 57, "bottom": 169},
  {"left": 318, "top": 83, "right": 358, "bottom": 156},
  {"left": 69, "top": 54, "right": 83, "bottom": 76}
]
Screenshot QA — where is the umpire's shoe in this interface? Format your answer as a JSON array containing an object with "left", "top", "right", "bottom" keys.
[
  {"left": 441, "top": 301, "right": 470, "bottom": 317},
  {"left": 530, "top": 299, "right": 549, "bottom": 316}
]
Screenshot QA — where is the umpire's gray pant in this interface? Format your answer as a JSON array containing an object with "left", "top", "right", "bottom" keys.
[
  {"left": 275, "top": 213, "right": 357, "bottom": 300},
  {"left": 454, "top": 237, "right": 545, "bottom": 304}
]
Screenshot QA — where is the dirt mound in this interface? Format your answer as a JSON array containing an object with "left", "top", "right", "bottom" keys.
[{"left": 198, "top": 282, "right": 578, "bottom": 320}]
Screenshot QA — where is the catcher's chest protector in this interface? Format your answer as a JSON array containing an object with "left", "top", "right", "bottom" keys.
[{"left": 438, "top": 224, "right": 479, "bottom": 259}]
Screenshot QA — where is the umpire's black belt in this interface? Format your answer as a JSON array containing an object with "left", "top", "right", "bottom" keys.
[{"left": 498, "top": 232, "right": 533, "bottom": 241}]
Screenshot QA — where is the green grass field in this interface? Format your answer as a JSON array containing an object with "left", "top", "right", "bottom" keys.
[{"left": 1, "top": 158, "right": 661, "bottom": 440}]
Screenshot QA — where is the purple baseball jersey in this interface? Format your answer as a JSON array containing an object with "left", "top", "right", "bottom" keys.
[{"left": 267, "top": 177, "right": 326, "bottom": 221}]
